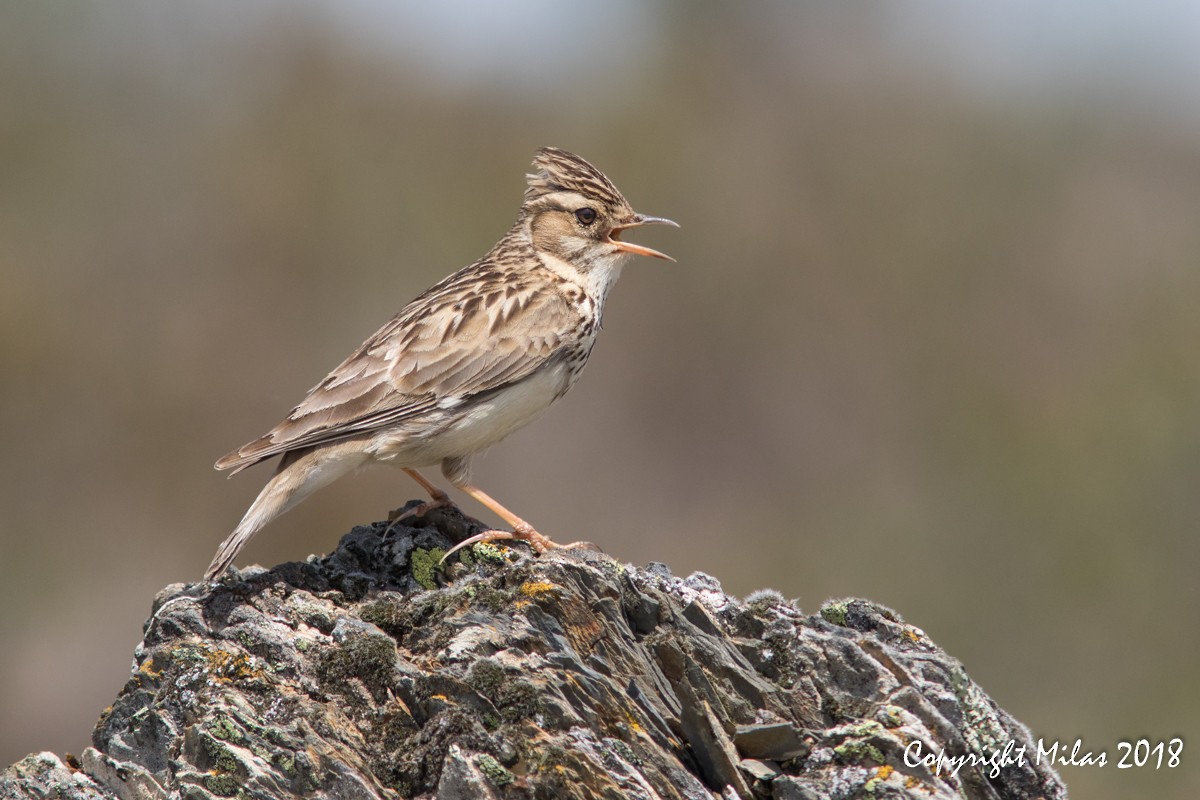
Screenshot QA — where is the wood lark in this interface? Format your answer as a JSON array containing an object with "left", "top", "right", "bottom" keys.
[{"left": 206, "top": 147, "right": 677, "bottom": 579}]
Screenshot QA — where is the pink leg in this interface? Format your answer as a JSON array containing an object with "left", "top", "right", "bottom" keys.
[
  {"left": 385, "top": 469, "right": 458, "bottom": 533},
  {"left": 440, "top": 482, "right": 596, "bottom": 563}
]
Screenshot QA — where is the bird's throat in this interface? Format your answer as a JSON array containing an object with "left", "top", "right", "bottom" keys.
[{"left": 536, "top": 250, "right": 626, "bottom": 314}]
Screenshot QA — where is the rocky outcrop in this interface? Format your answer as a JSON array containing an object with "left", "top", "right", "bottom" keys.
[{"left": 2, "top": 505, "right": 1066, "bottom": 799}]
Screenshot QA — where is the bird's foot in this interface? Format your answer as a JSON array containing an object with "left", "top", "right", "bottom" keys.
[
  {"left": 386, "top": 492, "right": 480, "bottom": 534},
  {"left": 440, "top": 523, "right": 598, "bottom": 564},
  {"left": 390, "top": 496, "right": 451, "bottom": 522}
]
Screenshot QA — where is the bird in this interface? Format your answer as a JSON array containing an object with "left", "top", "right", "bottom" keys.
[{"left": 205, "top": 147, "right": 677, "bottom": 580}]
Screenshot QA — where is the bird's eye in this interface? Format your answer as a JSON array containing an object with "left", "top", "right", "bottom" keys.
[{"left": 575, "top": 207, "right": 597, "bottom": 226}]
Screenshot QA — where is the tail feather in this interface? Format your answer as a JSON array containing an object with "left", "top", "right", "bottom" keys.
[
  {"left": 205, "top": 448, "right": 364, "bottom": 580},
  {"left": 204, "top": 487, "right": 288, "bottom": 580}
]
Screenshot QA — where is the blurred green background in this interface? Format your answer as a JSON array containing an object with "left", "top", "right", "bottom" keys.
[{"left": 2, "top": 2, "right": 1197, "bottom": 797}]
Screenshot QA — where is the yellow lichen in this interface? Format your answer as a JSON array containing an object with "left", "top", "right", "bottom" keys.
[
  {"left": 138, "top": 658, "right": 163, "bottom": 680},
  {"left": 518, "top": 581, "right": 560, "bottom": 598},
  {"left": 205, "top": 649, "right": 264, "bottom": 683}
]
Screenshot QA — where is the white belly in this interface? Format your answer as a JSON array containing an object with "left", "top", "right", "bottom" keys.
[{"left": 369, "top": 361, "right": 571, "bottom": 467}]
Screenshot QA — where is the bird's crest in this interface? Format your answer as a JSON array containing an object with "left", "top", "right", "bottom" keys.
[{"left": 525, "top": 147, "right": 626, "bottom": 208}]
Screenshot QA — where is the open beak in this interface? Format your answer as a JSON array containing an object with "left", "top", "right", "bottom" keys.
[{"left": 608, "top": 214, "right": 679, "bottom": 261}]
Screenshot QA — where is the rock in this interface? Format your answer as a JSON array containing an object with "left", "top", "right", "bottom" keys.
[
  {"left": 1, "top": 752, "right": 112, "bottom": 800},
  {"left": 1, "top": 510, "right": 1067, "bottom": 799},
  {"left": 738, "top": 757, "right": 782, "bottom": 781},
  {"left": 733, "top": 723, "right": 808, "bottom": 761},
  {"left": 435, "top": 745, "right": 503, "bottom": 800}
]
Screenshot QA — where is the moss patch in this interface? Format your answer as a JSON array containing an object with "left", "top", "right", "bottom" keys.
[
  {"left": 317, "top": 634, "right": 397, "bottom": 700},
  {"left": 360, "top": 598, "right": 408, "bottom": 634},
  {"left": 466, "top": 659, "right": 507, "bottom": 699}
]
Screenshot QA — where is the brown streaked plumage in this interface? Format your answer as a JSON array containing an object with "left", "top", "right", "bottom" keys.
[{"left": 205, "top": 147, "right": 677, "bottom": 580}]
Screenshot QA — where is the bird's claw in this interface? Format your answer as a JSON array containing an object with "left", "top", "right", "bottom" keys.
[
  {"left": 440, "top": 523, "right": 552, "bottom": 564},
  {"left": 439, "top": 526, "right": 600, "bottom": 564},
  {"left": 386, "top": 495, "right": 457, "bottom": 535},
  {"left": 440, "top": 530, "right": 517, "bottom": 563}
]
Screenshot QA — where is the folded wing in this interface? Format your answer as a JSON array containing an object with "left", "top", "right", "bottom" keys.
[{"left": 215, "top": 268, "right": 576, "bottom": 474}]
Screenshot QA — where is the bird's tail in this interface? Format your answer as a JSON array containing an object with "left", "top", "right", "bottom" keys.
[{"left": 204, "top": 448, "right": 361, "bottom": 580}]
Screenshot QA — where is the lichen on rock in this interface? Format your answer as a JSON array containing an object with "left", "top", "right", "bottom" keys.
[{"left": 1, "top": 510, "right": 1066, "bottom": 799}]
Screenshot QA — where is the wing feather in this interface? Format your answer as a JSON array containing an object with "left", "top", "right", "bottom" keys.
[{"left": 216, "top": 265, "right": 579, "bottom": 473}]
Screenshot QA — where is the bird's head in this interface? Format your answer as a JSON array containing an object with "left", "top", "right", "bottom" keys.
[{"left": 521, "top": 147, "right": 677, "bottom": 270}]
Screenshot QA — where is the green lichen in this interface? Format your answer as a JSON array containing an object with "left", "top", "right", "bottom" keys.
[
  {"left": 528, "top": 742, "right": 570, "bottom": 773},
  {"left": 274, "top": 752, "right": 296, "bottom": 776},
  {"left": 879, "top": 705, "right": 905, "bottom": 728},
  {"left": 410, "top": 548, "right": 446, "bottom": 589},
  {"left": 167, "top": 643, "right": 209, "bottom": 671},
  {"left": 595, "top": 558, "right": 626, "bottom": 579},
  {"left": 834, "top": 739, "right": 885, "bottom": 765},
  {"left": 204, "top": 773, "right": 240, "bottom": 797},
  {"left": 470, "top": 541, "right": 512, "bottom": 565},
  {"left": 201, "top": 734, "right": 243, "bottom": 774},
  {"left": 847, "top": 720, "right": 884, "bottom": 737},
  {"left": 207, "top": 716, "right": 246, "bottom": 744},
  {"left": 820, "top": 600, "right": 849, "bottom": 627},
  {"left": 949, "top": 662, "right": 1009, "bottom": 752},
  {"left": 476, "top": 753, "right": 514, "bottom": 786},
  {"left": 835, "top": 724, "right": 892, "bottom": 767},
  {"left": 241, "top": 717, "right": 288, "bottom": 747},
  {"left": 24, "top": 755, "right": 57, "bottom": 777}
]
